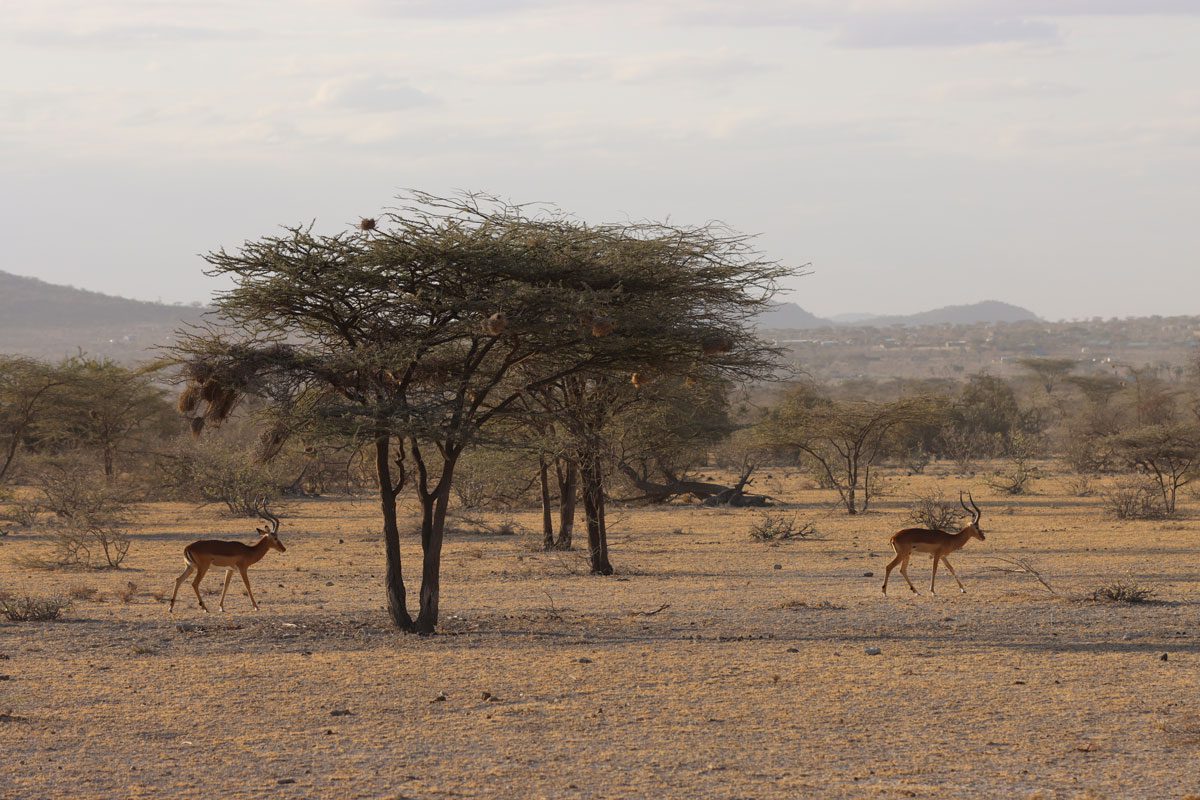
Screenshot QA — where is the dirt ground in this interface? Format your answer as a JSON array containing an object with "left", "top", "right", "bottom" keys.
[{"left": 2, "top": 470, "right": 1199, "bottom": 799}]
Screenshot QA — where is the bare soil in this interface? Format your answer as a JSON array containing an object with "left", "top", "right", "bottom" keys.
[{"left": 2, "top": 472, "right": 1199, "bottom": 799}]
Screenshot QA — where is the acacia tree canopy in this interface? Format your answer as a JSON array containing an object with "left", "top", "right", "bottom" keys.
[{"left": 173, "top": 193, "right": 791, "bottom": 633}]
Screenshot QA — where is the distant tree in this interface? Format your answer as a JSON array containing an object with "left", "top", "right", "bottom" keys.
[
  {"left": 1018, "top": 357, "right": 1076, "bottom": 395},
  {"left": 0, "top": 357, "right": 67, "bottom": 486},
  {"left": 49, "top": 357, "right": 176, "bottom": 478},
  {"left": 762, "top": 388, "right": 935, "bottom": 514},
  {"left": 1108, "top": 424, "right": 1200, "bottom": 514},
  {"left": 173, "top": 194, "right": 789, "bottom": 632}
]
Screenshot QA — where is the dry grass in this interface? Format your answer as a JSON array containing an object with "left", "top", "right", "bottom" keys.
[{"left": 1, "top": 468, "right": 1199, "bottom": 798}]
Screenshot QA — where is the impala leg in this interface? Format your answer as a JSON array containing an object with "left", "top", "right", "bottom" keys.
[
  {"left": 883, "top": 553, "right": 903, "bottom": 594},
  {"left": 219, "top": 568, "right": 234, "bottom": 612},
  {"left": 191, "top": 563, "right": 210, "bottom": 612},
  {"left": 930, "top": 555, "right": 940, "bottom": 594},
  {"left": 239, "top": 566, "right": 259, "bottom": 610},
  {"left": 941, "top": 556, "right": 966, "bottom": 593},
  {"left": 898, "top": 555, "right": 917, "bottom": 594},
  {"left": 169, "top": 562, "right": 194, "bottom": 613}
]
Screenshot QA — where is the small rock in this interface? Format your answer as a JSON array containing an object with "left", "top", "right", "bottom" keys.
[
  {"left": 1160, "top": 653, "right": 1169, "bottom": 662},
  {"left": 338, "top": 539, "right": 344, "bottom": 544},
  {"left": 773, "top": 564, "right": 782, "bottom": 570},
  {"left": 325, "top": 581, "right": 334, "bottom": 587},
  {"left": 481, "top": 691, "right": 492, "bottom": 701},
  {"left": 786, "top": 647, "right": 800, "bottom": 653},
  {"left": 325, "top": 729, "right": 334, "bottom": 735},
  {"left": 1014, "top": 680, "right": 1026, "bottom": 685},
  {"left": 577, "top": 657, "right": 593, "bottom": 664},
  {"left": 864, "top": 647, "right": 882, "bottom": 656},
  {"left": 0, "top": 675, "right": 10, "bottom": 681},
  {"left": 863, "top": 572, "right": 874, "bottom": 578},
  {"left": 277, "top": 778, "right": 296, "bottom": 785},
  {"left": 330, "top": 709, "right": 352, "bottom": 717},
  {"left": 432, "top": 692, "right": 448, "bottom": 702}
]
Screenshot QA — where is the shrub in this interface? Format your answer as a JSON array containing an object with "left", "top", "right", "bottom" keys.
[
  {"left": 1103, "top": 477, "right": 1170, "bottom": 520},
  {"left": 1089, "top": 580, "right": 1155, "bottom": 604},
  {"left": 67, "top": 582, "right": 99, "bottom": 601},
  {"left": 905, "top": 491, "right": 963, "bottom": 532},
  {"left": 1063, "top": 473, "right": 1097, "bottom": 497},
  {"left": 31, "top": 462, "right": 135, "bottom": 527},
  {"left": 0, "top": 594, "right": 72, "bottom": 621},
  {"left": 165, "top": 439, "right": 281, "bottom": 516},
  {"left": 749, "top": 513, "right": 815, "bottom": 541}
]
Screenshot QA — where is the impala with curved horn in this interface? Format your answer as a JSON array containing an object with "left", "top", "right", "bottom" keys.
[
  {"left": 169, "top": 511, "right": 286, "bottom": 613},
  {"left": 883, "top": 492, "right": 985, "bottom": 595}
]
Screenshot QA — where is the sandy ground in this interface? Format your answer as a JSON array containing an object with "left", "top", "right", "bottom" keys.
[{"left": 2, "top": 471, "right": 1200, "bottom": 799}]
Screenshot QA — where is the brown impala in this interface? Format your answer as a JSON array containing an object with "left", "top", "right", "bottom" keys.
[
  {"left": 169, "top": 511, "right": 286, "bottom": 613},
  {"left": 883, "top": 492, "right": 985, "bottom": 595}
]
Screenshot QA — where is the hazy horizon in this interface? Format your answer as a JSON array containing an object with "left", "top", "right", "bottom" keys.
[{"left": 3, "top": 1, "right": 1199, "bottom": 320}]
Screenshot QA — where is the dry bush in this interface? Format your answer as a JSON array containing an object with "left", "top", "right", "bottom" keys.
[
  {"left": 0, "top": 594, "right": 72, "bottom": 621},
  {"left": 1064, "top": 473, "right": 1097, "bottom": 497},
  {"left": 66, "top": 582, "right": 99, "bottom": 601},
  {"left": 1102, "top": 477, "right": 1171, "bottom": 520},
  {"left": 117, "top": 581, "right": 139, "bottom": 603},
  {"left": 749, "top": 513, "right": 815, "bottom": 541},
  {"left": 1089, "top": 580, "right": 1156, "bottom": 604},
  {"left": 164, "top": 439, "right": 281, "bottom": 516},
  {"left": 905, "top": 491, "right": 963, "bottom": 532},
  {"left": 451, "top": 448, "right": 539, "bottom": 510},
  {"left": 30, "top": 462, "right": 136, "bottom": 527}
]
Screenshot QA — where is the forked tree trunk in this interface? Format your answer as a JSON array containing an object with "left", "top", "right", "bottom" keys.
[
  {"left": 555, "top": 459, "right": 577, "bottom": 550},
  {"left": 375, "top": 435, "right": 414, "bottom": 631},
  {"left": 580, "top": 457, "right": 613, "bottom": 575},
  {"left": 414, "top": 455, "right": 458, "bottom": 635}
]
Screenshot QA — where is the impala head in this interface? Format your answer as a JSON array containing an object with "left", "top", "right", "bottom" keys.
[
  {"left": 960, "top": 491, "right": 984, "bottom": 540},
  {"left": 257, "top": 511, "right": 287, "bottom": 553}
]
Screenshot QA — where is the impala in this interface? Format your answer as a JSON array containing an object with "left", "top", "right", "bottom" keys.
[
  {"left": 168, "top": 511, "right": 286, "bottom": 613},
  {"left": 882, "top": 492, "right": 985, "bottom": 595}
]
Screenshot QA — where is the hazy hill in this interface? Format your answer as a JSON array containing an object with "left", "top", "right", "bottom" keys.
[
  {"left": 0, "top": 270, "right": 208, "bottom": 362},
  {"left": 760, "top": 300, "right": 1039, "bottom": 330}
]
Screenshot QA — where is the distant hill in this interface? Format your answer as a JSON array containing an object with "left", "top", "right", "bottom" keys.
[
  {"left": 759, "top": 300, "right": 1039, "bottom": 330},
  {"left": 0, "top": 270, "right": 208, "bottom": 362},
  {"left": 756, "top": 302, "right": 834, "bottom": 330},
  {"left": 859, "top": 301, "right": 1040, "bottom": 327}
]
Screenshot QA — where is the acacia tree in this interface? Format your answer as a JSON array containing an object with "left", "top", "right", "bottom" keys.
[
  {"left": 763, "top": 388, "right": 935, "bottom": 514},
  {"left": 0, "top": 357, "right": 68, "bottom": 486},
  {"left": 50, "top": 357, "right": 175, "bottom": 478},
  {"left": 174, "top": 194, "right": 788, "bottom": 632},
  {"left": 1108, "top": 424, "right": 1200, "bottom": 514}
]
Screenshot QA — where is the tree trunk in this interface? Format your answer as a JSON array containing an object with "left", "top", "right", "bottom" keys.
[
  {"left": 103, "top": 444, "right": 115, "bottom": 480},
  {"left": 375, "top": 435, "right": 414, "bottom": 631},
  {"left": 555, "top": 459, "right": 576, "bottom": 550},
  {"left": 580, "top": 457, "right": 613, "bottom": 575},
  {"left": 415, "top": 459, "right": 456, "bottom": 635},
  {"left": 539, "top": 456, "right": 554, "bottom": 551}
]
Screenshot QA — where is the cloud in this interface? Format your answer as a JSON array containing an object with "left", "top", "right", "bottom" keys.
[
  {"left": 927, "top": 79, "right": 1084, "bottom": 102},
  {"left": 10, "top": 24, "right": 260, "bottom": 48},
  {"left": 312, "top": 75, "right": 438, "bottom": 112},
  {"left": 666, "top": 1, "right": 1200, "bottom": 48},
  {"left": 481, "top": 50, "right": 774, "bottom": 85}
]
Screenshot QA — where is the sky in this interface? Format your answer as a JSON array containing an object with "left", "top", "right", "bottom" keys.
[{"left": 2, "top": 1, "right": 1199, "bottom": 321}]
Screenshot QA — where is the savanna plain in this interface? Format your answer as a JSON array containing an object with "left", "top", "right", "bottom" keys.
[{"left": 2, "top": 470, "right": 1199, "bottom": 800}]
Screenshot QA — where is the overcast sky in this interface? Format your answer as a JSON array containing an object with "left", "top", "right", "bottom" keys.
[{"left": 2, "top": 1, "right": 1198, "bottom": 320}]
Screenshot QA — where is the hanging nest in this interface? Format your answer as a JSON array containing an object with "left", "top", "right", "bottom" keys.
[
  {"left": 177, "top": 384, "right": 201, "bottom": 415},
  {"left": 482, "top": 312, "right": 509, "bottom": 337},
  {"left": 359, "top": 217, "right": 377, "bottom": 231},
  {"left": 591, "top": 316, "right": 617, "bottom": 337},
  {"left": 207, "top": 387, "right": 240, "bottom": 425},
  {"left": 630, "top": 372, "right": 646, "bottom": 388},
  {"left": 701, "top": 335, "right": 734, "bottom": 357}
]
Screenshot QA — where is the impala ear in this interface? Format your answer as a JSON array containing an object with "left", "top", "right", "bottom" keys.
[{"left": 256, "top": 527, "right": 268, "bottom": 535}]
